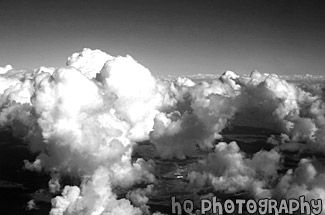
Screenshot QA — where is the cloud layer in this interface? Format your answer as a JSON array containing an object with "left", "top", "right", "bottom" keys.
[{"left": 0, "top": 48, "right": 324, "bottom": 214}]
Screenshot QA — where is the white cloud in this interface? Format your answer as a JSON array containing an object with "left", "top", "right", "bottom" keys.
[{"left": 1, "top": 49, "right": 325, "bottom": 214}]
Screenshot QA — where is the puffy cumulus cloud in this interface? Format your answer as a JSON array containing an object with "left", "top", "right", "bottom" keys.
[
  {"left": 0, "top": 74, "right": 34, "bottom": 139},
  {"left": 149, "top": 71, "right": 239, "bottom": 159},
  {"left": 233, "top": 71, "right": 301, "bottom": 131},
  {"left": 27, "top": 53, "right": 162, "bottom": 176},
  {"left": 234, "top": 70, "right": 325, "bottom": 152},
  {"left": 0, "top": 66, "right": 55, "bottom": 106},
  {"left": 0, "top": 65, "right": 13, "bottom": 74},
  {"left": 0, "top": 67, "right": 32, "bottom": 113},
  {"left": 182, "top": 70, "right": 325, "bottom": 207},
  {"left": 190, "top": 71, "right": 240, "bottom": 101},
  {"left": 188, "top": 141, "right": 281, "bottom": 199},
  {"left": 157, "top": 77, "right": 194, "bottom": 114},
  {"left": 267, "top": 93, "right": 325, "bottom": 213},
  {"left": 218, "top": 70, "right": 241, "bottom": 92},
  {"left": 50, "top": 167, "right": 145, "bottom": 215},
  {"left": 273, "top": 158, "right": 325, "bottom": 214},
  {"left": 0, "top": 103, "right": 34, "bottom": 138},
  {"left": 0, "top": 73, "right": 31, "bottom": 104},
  {"left": 67, "top": 48, "right": 114, "bottom": 79},
  {"left": 308, "top": 99, "right": 325, "bottom": 151},
  {"left": 33, "top": 57, "right": 159, "bottom": 214},
  {"left": 0, "top": 49, "right": 165, "bottom": 214},
  {"left": 0, "top": 66, "right": 56, "bottom": 139},
  {"left": 188, "top": 141, "right": 254, "bottom": 192},
  {"left": 185, "top": 70, "right": 325, "bottom": 204},
  {"left": 150, "top": 111, "right": 207, "bottom": 159},
  {"left": 149, "top": 69, "right": 318, "bottom": 161},
  {"left": 99, "top": 55, "right": 167, "bottom": 141},
  {"left": 126, "top": 184, "right": 155, "bottom": 214},
  {"left": 260, "top": 79, "right": 325, "bottom": 154}
]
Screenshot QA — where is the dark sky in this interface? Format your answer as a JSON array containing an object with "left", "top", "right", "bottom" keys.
[{"left": 0, "top": 0, "right": 324, "bottom": 76}]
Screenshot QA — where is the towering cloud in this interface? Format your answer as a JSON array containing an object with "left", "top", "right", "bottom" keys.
[{"left": 0, "top": 49, "right": 160, "bottom": 215}]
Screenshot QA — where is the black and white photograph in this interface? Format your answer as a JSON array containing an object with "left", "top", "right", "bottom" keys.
[{"left": 0, "top": 0, "right": 325, "bottom": 214}]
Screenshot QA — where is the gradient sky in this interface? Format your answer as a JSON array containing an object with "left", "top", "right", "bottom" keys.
[{"left": 0, "top": 0, "right": 324, "bottom": 77}]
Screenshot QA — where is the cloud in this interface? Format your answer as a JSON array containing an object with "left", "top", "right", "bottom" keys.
[
  {"left": 273, "top": 158, "right": 325, "bottom": 214},
  {"left": 1, "top": 49, "right": 325, "bottom": 214},
  {"left": 1, "top": 49, "right": 160, "bottom": 214},
  {"left": 188, "top": 141, "right": 281, "bottom": 199},
  {"left": 149, "top": 71, "right": 238, "bottom": 159}
]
